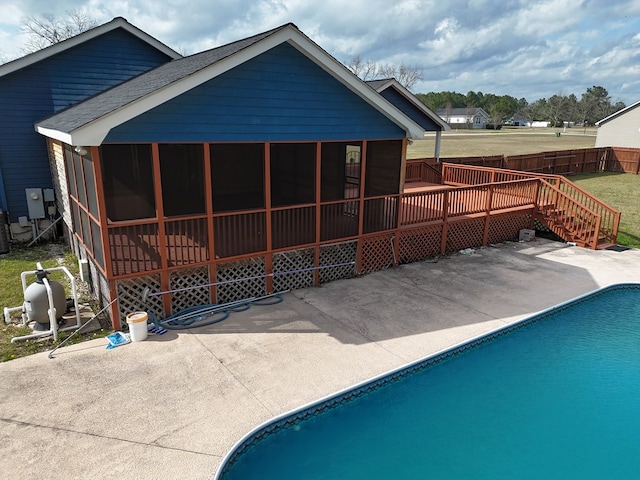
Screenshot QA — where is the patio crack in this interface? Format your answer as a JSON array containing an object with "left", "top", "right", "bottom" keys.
[{"left": 0, "top": 417, "right": 220, "bottom": 457}]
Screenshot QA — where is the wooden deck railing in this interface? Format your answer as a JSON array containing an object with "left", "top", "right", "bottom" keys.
[
  {"left": 441, "top": 163, "right": 620, "bottom": 248},
  {"left": 400, "top": 178, "right": 537, "bottom": 227},
  {"left": 405, "top": 159, "right": 442, "bottom": 184}
]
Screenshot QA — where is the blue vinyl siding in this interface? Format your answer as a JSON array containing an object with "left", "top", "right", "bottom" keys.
[
  {"left": 104, "top": 43, "right": 406, "bottom": 143},
  {"left": 0, "top": 29, "right": 172, "bottom": 220},
  {"left": 378, "top": 88, "right": 441, "bottom": 131}
]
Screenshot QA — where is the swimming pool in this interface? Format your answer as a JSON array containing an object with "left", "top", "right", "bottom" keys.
[{"left": 216, "top": 283, "right": 640, "bottom": 479}]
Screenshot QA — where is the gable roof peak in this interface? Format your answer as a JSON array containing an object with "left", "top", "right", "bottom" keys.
[
  {"left": 36, "top": 22, "right": 425, "bottom": 145},
  {"left": 0, "top": 16, "right": 181, "bottom": 78}
]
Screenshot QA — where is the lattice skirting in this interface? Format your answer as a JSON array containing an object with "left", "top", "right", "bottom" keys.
[
  {"left": 215, "top": 257, "right": 267, "bottom": 304},
  {"left": 445, "top": 218, "right": 486, "bottom": 254},
  {"left": 169, "top": 266, "right": 211, "bottom": 313},
  {"left": 116, "top": 274, "right": 163, "bottom": 322},
  {"left": 319, "top": 241, "right": 357, "bottom": 284},
  {"left": 273, "top": 248, "right": 315, "bottom": 292},
  {"left": 488, "top": 212, "right": 533, "bottom": 244},
  {"left": 360, "top": 233, "right": 395, "bottom": 275},
  {"left": 399, "top": 225, "right": 443, "bottom": 264}
]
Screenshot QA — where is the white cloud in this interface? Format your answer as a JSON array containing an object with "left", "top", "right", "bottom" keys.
[{"left": 1, "top": 0, "right": 639, "bottom": 104}]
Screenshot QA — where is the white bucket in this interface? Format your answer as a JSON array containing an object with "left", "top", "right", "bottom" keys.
[{"left": 126, "top": 311, "right": 148, "bottom": 342}]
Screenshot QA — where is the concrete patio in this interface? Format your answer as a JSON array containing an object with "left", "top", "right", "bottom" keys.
[{"left": 1, "top": 238, "right": 639, "bottom": 480}]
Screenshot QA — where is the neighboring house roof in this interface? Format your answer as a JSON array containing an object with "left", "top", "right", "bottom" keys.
[
  {"left": 0, "top": 17, "right": 181, "bottom": 78},
  {"left": 436, "top": 107, "right": 489, "bottom": 118},
  {"left": 595, "top": 99, "right": 640, "bottom": 126},
  {"left": 36, "top": 23, "right": 425, "bottom": 146},
  {"left": 366, "top": 78, "right": 450, "bottom": 131}
]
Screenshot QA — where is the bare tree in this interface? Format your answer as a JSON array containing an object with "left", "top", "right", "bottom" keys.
[
  {"left": 546, "top": 94, "right": 567, "bottom": 129},
  {"left": 444, "top": 102, "right": 453, "bottom": 124},
  {"left": 344, "top": 56, "right": 423, "bottom": 90},
  {"left": 20, "top": 10, "right": 98, "bottom": 53},
  {"left": 379, "top": 62, "right": 423, "bottom": 90},
  {"left": 344, "top": 55, "right": 380, "bottom": 81},
  {"left": 465, "top": 103, "right": 475, "bottom": 129}
]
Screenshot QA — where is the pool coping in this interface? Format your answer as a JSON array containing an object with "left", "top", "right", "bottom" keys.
[{"left": 213, "top": 282, "right": 640, "bottom": 479}]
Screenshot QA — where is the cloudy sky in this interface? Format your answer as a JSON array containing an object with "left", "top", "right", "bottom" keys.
[{"left": 1, "top": 0, "right": 639, "bottom": 104}]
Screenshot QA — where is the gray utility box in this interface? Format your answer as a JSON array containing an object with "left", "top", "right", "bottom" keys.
[
  {"left": 25, "top": 188, "right": 45, "bottom": 219},
  {"left": 519, "top": 229, "right": 535, "bottom": 242}
]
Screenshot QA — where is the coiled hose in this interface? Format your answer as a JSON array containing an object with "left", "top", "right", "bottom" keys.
[{"left": 146, "top": 292, "right": 284, "bottom": 330}]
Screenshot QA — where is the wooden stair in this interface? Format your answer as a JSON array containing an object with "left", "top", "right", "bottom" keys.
[
  {"left": 438, "top": 164, "right": 622, "bottom": 250},
  {"left": 536, "top": 209, "right": 610, "bottom": 249}
]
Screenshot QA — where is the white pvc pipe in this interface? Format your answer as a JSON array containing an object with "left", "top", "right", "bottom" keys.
[{"left": 11, "top": 263, "right": 81, "bottom": 343}]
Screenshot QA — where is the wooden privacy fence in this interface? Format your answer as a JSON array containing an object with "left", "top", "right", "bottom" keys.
[
  {"left": 608, "top": 147, "right": 640, "bottom": 174},
  {"left": 407, "top": 146, "right": 640, "bottom": 177}
]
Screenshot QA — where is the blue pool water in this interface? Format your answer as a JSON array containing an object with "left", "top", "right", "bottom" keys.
[{"left": 217, "top": 284, "right": 640, "bottom": 479}]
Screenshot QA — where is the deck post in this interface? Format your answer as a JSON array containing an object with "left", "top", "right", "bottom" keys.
[
  {"left": 151, "top": 143, "right": 171, "bottom": 316},
  {"left": 314, "top": 142, "right": 322, "bottom": 286},
  {"left": 440, "top": 189, "right": 449, "bottom": 256},
  {"left": 203, "top": 144, "right": 217, "bottom": 302},
  {"left": 264, "top": 142, "right": 273, "bottom": 294},
  {"left": 592, "top": 215, "right": 602, "bottom": 250},
  {"left": 482, "top": 185, "right": 493, "bottom": 245},
  {"left": 434, "top": 131, "right": 442, "bottom": 163},
  {"left": 356, "top": 141, "right": 367, "bottom": 274}
]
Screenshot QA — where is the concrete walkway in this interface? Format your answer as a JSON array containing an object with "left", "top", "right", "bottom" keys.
[{"left": 1, "top": 239, "right": 639, "bottom": 480}]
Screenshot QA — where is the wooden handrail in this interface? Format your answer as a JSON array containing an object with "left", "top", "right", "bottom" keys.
[
  {"left": 443, "top": 163, "right": 619, "bottom": 214},
  {"left": 442, "top": 163, "right": 619, "bottom": 247}
]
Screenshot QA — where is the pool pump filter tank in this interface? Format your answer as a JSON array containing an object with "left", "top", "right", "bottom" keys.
[{"left": 24, "top": 269, "right": 67, "bottom": 330}]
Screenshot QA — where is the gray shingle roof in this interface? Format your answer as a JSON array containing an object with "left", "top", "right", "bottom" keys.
[
  {"left": 36, "top": 23, "right": 292, "bottom": 132},
  {"left": 365, "top": 79, "right": 393, "bottom": 90},
  {"left": 436, "top": 107, "right": 487, "bottom": 116}
]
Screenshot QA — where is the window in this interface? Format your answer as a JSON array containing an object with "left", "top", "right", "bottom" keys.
[
  {"left": 270, "top": 143, "right": 315, "bottom": 207},
  {"left": 159, "top": 144, "right": 205, "bottom": 217},
  {"left": 100, "top": 144, "right": 156, "bottom": 221},
  {"left": 210, "top": 144, "right": 264, "bottom": 213}
]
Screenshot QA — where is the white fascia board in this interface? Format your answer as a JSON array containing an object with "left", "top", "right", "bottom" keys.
[
  {"left": 35, "top": 126, "right": 74, "bottom": 146},
  {"left": 0, "top": 18, "right": 179, "bottom": 79},
  {"left": 114, "top": 18, "right": 181, "bottom": 59},
  {"left": 44, "top": 24, "right": 424, "bottom": 145},
  {"left": 284, "top": 31, "right": 426, "bottom": 139},
  {"left": 595, "top": 99, "right": 640, "bottom": 126},
  {"left": 56, "top": 30, "right": 298, "bottom": 146}
]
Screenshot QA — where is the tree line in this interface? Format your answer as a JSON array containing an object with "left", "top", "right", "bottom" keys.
[{"left": 415, "top": 87, "right": 626, "bottom": 127}]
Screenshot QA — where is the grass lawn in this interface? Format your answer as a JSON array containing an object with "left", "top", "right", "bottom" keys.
[
  {"left": 569, "top": 172, "right": 640, "bottom": 249},
  {"left": 408, "top": 127, "right": 596, "bottom": 158},
  {"left": 0, "top": 241, "right": 105, "bottom": 362}
]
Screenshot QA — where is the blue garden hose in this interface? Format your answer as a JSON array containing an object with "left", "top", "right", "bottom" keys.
[{"left": 146, "top": 293, "right": 284, "bottom": 330}]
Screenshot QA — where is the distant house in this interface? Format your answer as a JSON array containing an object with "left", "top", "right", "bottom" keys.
[
  {"left": 595, "top": 100, "right": 640, "bottom": 148},
  {"left": 0, "top": 17, "right": 180, "bottom": 241},
  {"left": 366, "top": 78, "right": 450, "bottom": 159},
  {"left": 504, "top": 114, "right": 528, "bottom": 126},
  {"left": 35, "top": 23, "right": 430, "bottom": 327},
  {"left": 435, "top": 107, "right": 490, "bottom": 129}
]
